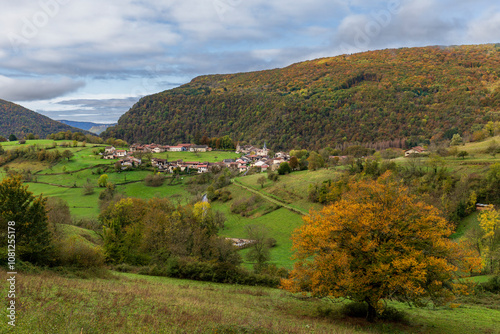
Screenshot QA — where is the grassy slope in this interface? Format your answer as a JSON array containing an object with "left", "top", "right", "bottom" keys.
[
  {"left": 0, "top": 141, "right": 231, "bottom": 219},
  {"left": 1, "top": 269, "right": 498, "bottom": 334}
]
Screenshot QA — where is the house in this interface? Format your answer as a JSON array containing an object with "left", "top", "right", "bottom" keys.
[
  {"left": 189, "top": 145, "right": 209, "bottom": 152},
  {"left": 151, "top": 158, "right": 168, "bottom": 169},
  {"left": 177, "top": 143, "right": 193, "bottom": 149},
  {"left": 197, "top": 164, "right": 209, "bottom": 173},
  {"left": 169, "top": 146, "right": 186, "bottom": 152},
  {"left": 256, "top": 142, "right": 269, "bottom": 156},
  {"left": 275, "top": 152, "right": 290, "bottom": 160},
  {"left": 238, "top": 165, "right": 249, "bottom": 173},
  {"left": 476, "top": 203, "right": 494, "bottom": 211},
  {"left": 115, "top": 150, "right": 127, "bottom": 157},
  {"left": 405, "top": 146, "right": 427, "bottom": 157},
  {"left": 119, "top": 156, "right": 142, "bottom": 168},
  {"left": 105, "top": 146, "right": 116, "bottom": 154},
  {"left": 152, "top": 146, "right": 165, "bottom": 153}
]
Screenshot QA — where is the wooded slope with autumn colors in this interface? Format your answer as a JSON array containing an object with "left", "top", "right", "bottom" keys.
[
  {"left": 0, "top": 99, "right": 89, "bottom": 138},
  {"left": 102, "top": 44, "right": 500, "bottom": 150}
]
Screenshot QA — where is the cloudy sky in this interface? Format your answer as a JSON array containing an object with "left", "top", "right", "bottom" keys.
[{"left": 1, "top": 0, "right": 499, "bottom": 124}]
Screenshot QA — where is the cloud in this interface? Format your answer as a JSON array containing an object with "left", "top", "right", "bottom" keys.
[
  {"left": 466, "top": 11, "right": 500, "bottom": 44},
  {"left": 0, "top": 76, "right": 85, "bottom": 101},
  {"left": 1, "top": 0, "right": 499, "bottom": 123}
]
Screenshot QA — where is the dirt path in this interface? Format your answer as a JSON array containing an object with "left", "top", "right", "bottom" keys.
[{"left": 232, "top": 179, "right": 308, "bottom": 216}]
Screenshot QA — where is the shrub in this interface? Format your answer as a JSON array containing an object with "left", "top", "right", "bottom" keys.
[
  {"left": 144, "top": 173, "right": 166, "bottom": 187},
  {"left": 267, "top": 171, "right": 279, "bottom": 181},
  {"left": 56, "top": 237, "right": 105, "bottom": 268},
  {"left": 480, "top": 276, "right": 500, "bottom": 293},
  {"left": 82, "top": 181, "right": 95, "bottom": 195},
  {"left": 230, "top": 195, "right": 262, "bottom": 216}
]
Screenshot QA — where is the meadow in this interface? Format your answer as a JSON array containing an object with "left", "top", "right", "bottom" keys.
[
  {"left": 1, "top": 267, "right": 498, "bottom": 334},
  {"left": 1, "top": 138, "right": 500, "bottom": 333}
]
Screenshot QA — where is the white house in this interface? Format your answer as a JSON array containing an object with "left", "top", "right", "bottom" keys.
[
  {"left": 115, "top": 150, "right": 127, "bottom": 157},
  {"left": 105, "top": 146, "right": 116, "bottom": 154},
  {"left": 169, "top": 146, "right": 186, "bottom": 152}
]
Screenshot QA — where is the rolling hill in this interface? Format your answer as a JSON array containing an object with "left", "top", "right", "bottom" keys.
[
  {"left": 0, "top": 99, "right": 90, "bottom": 138},
  {"left": 102, "top": 44, "right": 500, "bottom": 150}
]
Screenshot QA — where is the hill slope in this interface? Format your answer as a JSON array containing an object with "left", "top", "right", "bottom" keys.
[
  {"left": 0, "top": 100, "right": 89, "bottom": 138},
  {"left": 102, "top": 44, "right": 500, "bottom": 150}
]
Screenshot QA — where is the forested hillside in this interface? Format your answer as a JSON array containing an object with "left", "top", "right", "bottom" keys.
[
  {"left": 0, "top": 99, "right": 88, "bottom": 138},
  {"left": 102, "top": 44, "right": 500, "bottom": 150}
]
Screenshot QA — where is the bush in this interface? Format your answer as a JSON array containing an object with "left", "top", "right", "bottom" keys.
[
  {"left": 140, "top": 258, "right": 280, "bottom": 287},
  {"left": 82, "top": 181, "right": 95, "bottom": 195},
  {"left": 115, "top": 263, "right": 135, "bottom": 273},
  {"left": 230, "top": 195, "right": 262, "bottom": 216},
  {"left": 56, "top": 237, "right": 105, "bottom": 268},
  {"left": 144, "top": 173, "right": 166, "bottom": 187},
  {"left": 267, "top": 171, "right": 279, "bottom": 181},
  {"left": 480, "top": 276, "right": 500, "bottom": 293}
]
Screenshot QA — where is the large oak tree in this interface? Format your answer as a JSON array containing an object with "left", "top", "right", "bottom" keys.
[{"left": 281, "top": 173, "right": 481, "bottom": 321}]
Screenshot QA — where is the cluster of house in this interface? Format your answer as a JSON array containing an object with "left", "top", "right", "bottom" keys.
[
  {"left": 101, "top": 142, "right": 290, "bottom": 174},
  {"left": 151, "top": 149, "right": 290, "bottom": 174},
  {"left": 130, "top": 143, "right": 211, "bottom": 153},
  {"left": 102, "top": 146, "right": 142, "bottom": 168}
]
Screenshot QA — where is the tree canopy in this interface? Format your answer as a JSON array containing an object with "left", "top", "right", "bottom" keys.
[
  {"left": 0, "top": 175, "right": 54, "bottom": 264},
  {"left": 281, "top": 173, "right": 481, "bottom": 321}
]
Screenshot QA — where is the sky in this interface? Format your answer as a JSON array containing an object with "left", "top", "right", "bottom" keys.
[{"left": 0, "top": 0, "right": 499, "bottom": 124}]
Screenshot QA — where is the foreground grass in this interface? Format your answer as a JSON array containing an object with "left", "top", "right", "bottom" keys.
[{"left": 1, "top": 269, "right": 498, "bottom": 334}]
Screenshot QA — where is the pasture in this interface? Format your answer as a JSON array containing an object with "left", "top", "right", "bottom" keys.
[{"left": 1, "top": 268, "right": 498, "bottom": 334}]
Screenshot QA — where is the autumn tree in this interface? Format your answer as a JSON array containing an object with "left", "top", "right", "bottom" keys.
[
  {"left": 478, "top": 206, "right": 500, "bottom": 273},
  {"left": 289, "top": 156, "right": 299, "bottom": 170},
  {"left": 281, "top": 173, "right": 481, "bottom": 321},
  {"left": 0, "top": 175, "right": 54, "bottom": 264},
  {"left": 98, "top": 174, "right": 109, "bottom": 187},
  {"left": 307, "top": 151, "right": 325, "bottom": 171}
]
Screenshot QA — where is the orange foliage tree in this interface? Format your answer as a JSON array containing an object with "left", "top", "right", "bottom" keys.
[{"left": 281, "top": 173, "right": 481, "bottom": 321}]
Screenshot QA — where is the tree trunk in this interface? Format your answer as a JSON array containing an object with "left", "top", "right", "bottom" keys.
[{"left": 366, "top": 301, "right": 377, "bottom": 322}]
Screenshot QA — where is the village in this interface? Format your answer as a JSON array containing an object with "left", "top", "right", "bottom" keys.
[{"left": 101, "top": 142, "right": 291, "bottom": 174}]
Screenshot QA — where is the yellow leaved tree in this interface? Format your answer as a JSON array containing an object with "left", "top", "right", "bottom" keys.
[
  {"left": 478, "top": 206, "right": 500, "bottom": 273},
  {"left": 281, "top": 172, "right": 482, "bottom": 321}
]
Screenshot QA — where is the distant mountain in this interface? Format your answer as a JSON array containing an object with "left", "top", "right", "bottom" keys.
[
  {"left": 102, "top": 44, "right": 500, "bottom": 150},
  {"left": 58, "top": 120, "right": 116, "bottom": 134},
  {"left": 0, "top": 99, "right": 90, "bottom": 138}
]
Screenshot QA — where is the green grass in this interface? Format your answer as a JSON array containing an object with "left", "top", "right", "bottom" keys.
[
  {"left": 56, "top": 224, "right": 102, "bottom": 247},
  {"left": 1, "top": 268, "right": 498, "bottom": 334},
  {"left": 234, "top": 169, "right": 336, "bottom": 213},
  {"left": 451, "top": 212, "right": 480, "bottom": 239},
  {"left": 212, "top": 183, "right": 304, "bottom": 269}
]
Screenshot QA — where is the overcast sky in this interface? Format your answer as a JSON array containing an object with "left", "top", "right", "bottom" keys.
[{"left": 1, "top": 0, "right": 499, "bottom": 123}]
